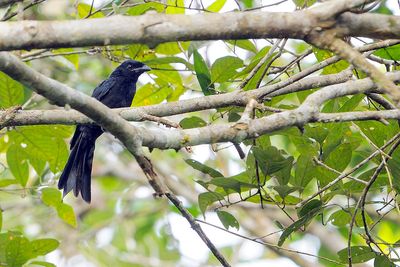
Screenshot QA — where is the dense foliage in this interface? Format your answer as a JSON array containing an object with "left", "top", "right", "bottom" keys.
[{"left": 0, "top": 0, "right": 400, "bottom": 266}]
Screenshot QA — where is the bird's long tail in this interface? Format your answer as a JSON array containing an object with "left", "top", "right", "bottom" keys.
[{"left": 58, "top": 131, "right": 96, "bottom": 203}]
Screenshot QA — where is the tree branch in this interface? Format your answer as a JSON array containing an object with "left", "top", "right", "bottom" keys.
[
  {"left": 166, "top": 193, "right": 231, "bottom": 267},
  {"left": 0, "top": 6, "right": 399, "bottom": 51},
  {"left": 2, "top": 58, "right": 400, "bottom": 151},
  {"left": 308, "top": 31, "right": 400, "bottom": 106},
  {"left": 0, "top": 71, "right": 351, "bottom": 127}
]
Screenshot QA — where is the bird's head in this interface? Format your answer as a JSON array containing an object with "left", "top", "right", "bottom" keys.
[{"left": 111, "top": 60, "right": 151, "bottom": 80}]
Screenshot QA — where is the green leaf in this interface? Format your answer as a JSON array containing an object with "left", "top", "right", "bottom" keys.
[
  {"left": 321, "top": 124, "right": 346, "bottom": 160},
  {"left": 298, "top": 199, "right": 322, "bottom": 218},
  {"left": 7, "top": 144, "right": 29, "bottom": 186},
  {"left": 3, "top": 232, "right": 32, "bottom": 267},
  {"left": 292, "top": 0, "right": 317, "bottom": 7},
  {"left": 193, "top": 50, "right": 215, "bottom": 95},
  {"left": 337, "top": 246, "right": 376, "bottom": 264},
  {"left": 155, "top": 42, "right": 190, "bottom": 55},
  {"left": 235, "top": 46, "right": 273, "bottom": 90},
  {"left": 272, "top": 185, "right": 300, "bottom": 199},
  {"left": 166, "top": 85, "right": 185, "bottom": 102},
  {"left": 143, "top": 56, "right": 193, "bottom": 70},
  {"left": 278, "top": 200, "right": 322, "bottom": 246},
  {"left": 304, "top": 125, "right": 329, "bottom": 146},
  {"left": 7, "top": 125, "right": 71, "bottom": 174},
  {"left": 76, "top": 3, "right": 104, "bottom": 18},
  {"left": 327, "top": 208, "right": 372, "bottom": 227},
  {"left": 338, "top": 94, "right": 364, "bottom": 112},
  {"left": 179, "top": 116, "right": 207, "bottom": 129},
  {"left": 0, "top": 209, "right": 2, "bottom": 232},
  {"left": 374, "top": 255, "right": 395, "bottom": 267},
  {"left": 0, "top": 71, "right": 24, "bottom": 108},
  {"left": 241, "top": 0, "right": 253, "bottom": 8},
  {"left": 29, "top": 261, "right": 56, "bottom": 267},
  {"left": 236, "top": 46, "right": 270, "bottom": 77},
  {"left": 209, "top": 177, "right": 242, "bottom": 193},
  {"left": 126, "top": 44, "right": 152, "bottom": 60},
  {"left": 293, "top": 154, "right": 315, "bottom": 188},
  {"left": 166, "top": 0, "right": 185, "bottom": 14},
  {"left": 206, "top": 0, "right": 227, "bottom": 12},
  {"left": 221, "top": 171, "right": 250, "bottom": 185},
  {"left": 209, "top": 176, "right": 257, "bottom": 194},
  {"left": 324, "top": 143, "right": 352, "bottom": 172},
  {"left": 41, "top": 188, "right": 62, "bottom": 208},
  {"left": 131, "top": 83, "right": 173, "bottom": 106},
  {"left": 313, "top": 48, "right": 349, "bottom": 74},
  {"left": 56, "top": 203, "right": 77, "bottom": 228},
  {"left": 328, "top": 209, "right": 352, "bottom": 227},
  {"left": 0, "top": 232, "right": 58, "bottom": 267},
  {"left": 211, "top": 56, "right": 243, "bottom": 83},
  {"left": 226, "top": 40, "right": 258, "bottom": 54},
  {"left": 150, "top": 69, "right": 185, "bottom": 102},
  {"left": 217, "top": 211, "right": 239, "bottom": 230},
  {"left": 30, "top": 239, "right": 59, "bottom": 256},
  {"left": 198, "top": 192, "right": 224, "bottom": 215},
  {"left": 373, "top": 44, "right": 400, "bottom": 60},
  {"left": 242, "top": 61, "right": 269, "bottom": 91},
  {"left": 151, "top": 69, "right": 182, "bottom": 86},
  {"left": 356, "top": 121, "right": 388, "bottom": 147},
  {"left": 278, "top": 214, "right": 315, "bottom": 246},
  {"left": 52, "top": 48, "right": 79, "bottom": 69},
  {"left": 185, "top": 159, "right": 223, "bottom": 178},
  {"left": 0, "top": 179, "right": 18, "bottom": 187},
  {"left": 126, "top": 2, "right": 165, "bottom": 15},
  {"left": 252, "top": 146, "right": 294, "bottom": 185}
]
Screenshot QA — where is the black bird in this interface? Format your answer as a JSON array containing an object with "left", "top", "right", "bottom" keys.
[{"left": 58, "top": 60, "right": 150, "bottom": 203}]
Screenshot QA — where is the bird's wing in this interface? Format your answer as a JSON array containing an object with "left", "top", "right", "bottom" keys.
[{"left": 91, "top": 77, "right": 116, "bottom": 101}]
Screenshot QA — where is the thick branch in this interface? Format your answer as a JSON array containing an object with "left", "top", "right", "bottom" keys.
[
  {"left": 309, "top": 32, "right": 400, "bottom": 106},
  {"left": 0, "top": 9, "right": 399, "bottom": 51},
  {"left": 139, "top": 72, "right": 400, "bottom": 149},
  {"left": 0, "top": 71, "right": 350, "bottom": 127},
  {"left": 3, "top": 69, "right": 400, "bottom": 150}
]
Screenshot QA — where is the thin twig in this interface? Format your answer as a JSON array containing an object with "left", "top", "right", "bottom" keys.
[
  {"left": 166, "top": 193, "right": 231, "bottom": 267},
  {"left": 296, "top": 132, "right": 400, "bottom": 208},
  {"left": 313, "top": 157, "right": 368, "bottom": 185},
  {"left": 1, "top": 0, "right": 46, "bottom": 21},
  {"left": 195, "top": 219, "right": 345, "bottom": 265},
  {"left": 239, "top": 39, "right": 283, "bottom": 90},
  {"left": 347, "top": 137, "right": 400, "bottom": 266}
]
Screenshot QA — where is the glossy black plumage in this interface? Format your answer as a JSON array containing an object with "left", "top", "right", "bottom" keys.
[{"left": 58, "top": 60, "right": 150, "bottom": 203}]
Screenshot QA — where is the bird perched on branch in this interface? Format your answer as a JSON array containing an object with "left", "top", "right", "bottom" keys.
[{"left": 58, "top": 60, "right": 150, "bottom": 203}]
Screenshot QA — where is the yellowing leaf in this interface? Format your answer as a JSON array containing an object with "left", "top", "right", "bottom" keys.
[
  {"left": 206, "top": 0, "right": 227, "bottom": 12},
  {"left": 56, "top": 203, "right": 77, "bottom": 228},
  {"left": 132, "top": 84, "right": 173, "bottom": 106},
  {"left": 166, "top": 0, "right": 185, "bottom": 14},
  {"left": 76, "top": 3, "right": 104, "bottom": 18}
]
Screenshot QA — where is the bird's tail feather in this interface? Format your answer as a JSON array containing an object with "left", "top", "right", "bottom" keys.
[{"left": 58, "top": 133, "right": 95, "bottom": 203}]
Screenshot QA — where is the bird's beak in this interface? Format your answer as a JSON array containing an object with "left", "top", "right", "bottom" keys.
[{"left": 138, "top": 65, "right": 151, "bottom": 72}]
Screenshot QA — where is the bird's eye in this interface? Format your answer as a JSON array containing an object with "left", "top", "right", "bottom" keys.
[{"left": 127, "top": 64, "right": 134, "bottom": 71}]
